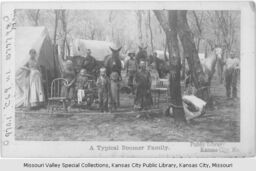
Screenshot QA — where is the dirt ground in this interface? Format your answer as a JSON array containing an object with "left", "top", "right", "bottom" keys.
[{"left": 15, "top": 76, "right": 240, "bottom": 142}]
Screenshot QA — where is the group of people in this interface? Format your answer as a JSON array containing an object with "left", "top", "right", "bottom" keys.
[
  {"left": 20, "top": 46, "right": 239, "bottom": 118},
  {"left": 60, "top": 49, "right": 154, "bottom": 113}
]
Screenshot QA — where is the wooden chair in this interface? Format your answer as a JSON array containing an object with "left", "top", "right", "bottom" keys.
[
  {"left": 151, "top": 79, "right": 169, "bottom": 108},
  {"left": 47, "top": 78, "right": 68, "bottom": 114}
]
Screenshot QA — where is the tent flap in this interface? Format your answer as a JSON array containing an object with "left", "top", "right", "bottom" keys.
[{"left": 15, "top": 26, "right": 55, "bottom": 107}]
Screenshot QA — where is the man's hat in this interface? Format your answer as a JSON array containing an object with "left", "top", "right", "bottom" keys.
[
  {"left": 100, "top": 67, "right": 106, "bottom": 72},
  {"left": 80, "top": 69, "right": 87, "bottom": 76},
  {"left": 128, "top": 51, "right": 135, "bottom": 56},
  {"left": 66, "top": 60, "right": 73, "bottom": 65},
  {"left": 139, "top": 61, "right": 146, "bottom": 66}
]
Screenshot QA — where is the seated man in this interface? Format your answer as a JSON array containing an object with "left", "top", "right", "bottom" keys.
[
  {"left": 75, "top": 69, "right": 90, "bottom": 104},
  {"left": 83, "top": 49, "right": 97, "bottom": 76}
]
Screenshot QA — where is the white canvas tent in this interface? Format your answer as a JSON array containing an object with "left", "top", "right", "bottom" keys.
[
  {"left": 15, "top": 26, "right": 55, "bottom": 107},
  {"left": 71, "top": 39, "right": 115, "bottom": 61}
]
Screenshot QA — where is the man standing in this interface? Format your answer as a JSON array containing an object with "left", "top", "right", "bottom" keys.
[
  {"left": 83, "top": 49, "right": 97, "bottom": 76},
  {"left": 124, "top": 51, "right": 137, "bottom": 93},
  {"left": 134, "top": 61, "right": 153, "bottom": 110},
  {"left": 224, "top": 52, "right": 240, "bottom": 99}
]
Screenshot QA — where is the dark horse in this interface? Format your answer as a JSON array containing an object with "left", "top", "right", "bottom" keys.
[
  {"left": 148, "top": 54, "right": 169, "bottom": 78},
  {"left": 104, "top": 47, "right": 122, "bottom": 77},
  {"left": 104, "top": 47, "right": 122, "bottom": 107},
  {"left": 136, "top": 46, "right": 148, "bottom": 64}
]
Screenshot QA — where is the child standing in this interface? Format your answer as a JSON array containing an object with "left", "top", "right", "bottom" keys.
[
  {"left": 96, "top": 68, "right": 110, "bottom": 112},
  {"left": 75, "top": 69, "right": 89, "bottom": 104}
]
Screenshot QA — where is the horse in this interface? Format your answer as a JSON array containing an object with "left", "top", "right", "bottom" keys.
[
  {"left": 200, "top": 47, "right": 223, "bottom": 96},
  {"left": 148, "top": 54, "right": 169, "bottom": 78},
  {"left": 136, "top": 46, "right": 148, "bottom": 64},
  {"left": 104, "top": 47, "right": 122, "bottom": 77}
]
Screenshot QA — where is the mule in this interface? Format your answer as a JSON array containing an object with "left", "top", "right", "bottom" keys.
[
  {"left": 104, "top": 47, "right": 122, "bottom": 107},
  {"left": 136, "top": 46, "right": 148, "bottom": 64},
  {"left": 148, "top": 54, "right": 169, "bottom": 78},
  {"left": 104, "top": 47, "right": 122, "bottom": 77},
  {"left": 200, "top": 47, "right": 223, "bottom": 97}
]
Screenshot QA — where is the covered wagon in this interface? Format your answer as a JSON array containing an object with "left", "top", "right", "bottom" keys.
[{"left": 71, "top": 39, "right": 116, "bottom": 61}]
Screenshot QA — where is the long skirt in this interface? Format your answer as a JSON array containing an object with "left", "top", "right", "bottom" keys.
[
  {"left": 27, "top": 69, "right": 45, "bottom": 107},
  {"left": 61, "top": 85, "right": 75, "bottom": 99}
]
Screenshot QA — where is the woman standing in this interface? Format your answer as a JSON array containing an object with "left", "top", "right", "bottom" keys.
[
  {"left": 20, "top": 49, "right": 45, "bottom": 110},
  {"left": 134, "top": 61, "right": 153, "bottom": 110}
]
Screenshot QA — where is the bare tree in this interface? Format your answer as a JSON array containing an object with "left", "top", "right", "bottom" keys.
[
  {"left": 109, "top": 11, "right": 115, "bottom": 41},
  {"left": 154, "top": 10, "right": 186, "bottom": 123},
  {"left": 215, "top": 11, "right": 237, "bottom": 55},
  {"left": 148, "top": 11, "right": 154, "bottom": 52},
  {"left": 176, "top": 11, "right": 209, "bottom": 100},
  {"left": 53, "top": 10, "right": 59, "bottom": 45},
  {"left": 59, "top": 10, "right": 69, "bottom": 60},
  {"left": 53, "top": 10, "right": 60, "bottom": 76},
  {"left": 136, "top": 11, "right": 143, "bottom": 44},
  {"left": 26, "top": 9, "right": 40, "bottom": 26},
  {"left": 192, "top": 11, "right": 204, "bottom": 51}
]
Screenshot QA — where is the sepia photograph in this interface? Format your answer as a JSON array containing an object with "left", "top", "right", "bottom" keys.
[
  {"left": 2, "top": 0, "right": 255, "bottom": 158},
  {"left": 14, "top": 8, "right": 241, "bottom": 142}
]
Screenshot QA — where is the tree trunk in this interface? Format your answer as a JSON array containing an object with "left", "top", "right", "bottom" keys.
[
  {"left": 177, "top": 10, "right": 209, "bottom": 100},
  {"left": 53, "top": 10, "right": 59, "bottom": 45},
  {"left": 148, "top": 11, "right": 154, "bottom": 52},
  {"left": 137, "top": 11, "right": 143, "bottom": 44},
  {"left": 164, "top": 38, "right": 168, "bottom": 61},
  {"left": 167, "top": 11, "right": 186, "bottom": 122},
  {"left": 154, "top": 10, "right": 186, "bottom": 123},
  {"left": 60, "top": 10, "right": 68, "bottom": 60},
  {"left": 34, "top": 10, "right": 40, "bottom": 26},
  {"left": 192, "top": 11, "right": 203, "bottom": 51},
  {"left": 53, "top": 10, "right": 59, "bottom": 77}
]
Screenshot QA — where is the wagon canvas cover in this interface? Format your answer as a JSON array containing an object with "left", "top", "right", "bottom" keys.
[{"left": 71, "top": 39, "right": 115, "bottom": 61}]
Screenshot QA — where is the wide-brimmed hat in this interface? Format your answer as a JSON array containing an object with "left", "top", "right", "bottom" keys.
[
  {"left": 65, "top": 60, "right": 73, "bottom": 65},
  {"left": 128, "top": 51, "right": 135, "bottom": 56},
  {"left": 139, "top": 61, "right": 146, "bottom": 66},
  {"left": 80, "top": 69, "right": 87, "bottom": 76},
  {"left": 100, "top": 67, "right": 106, "bottom": 72}
]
